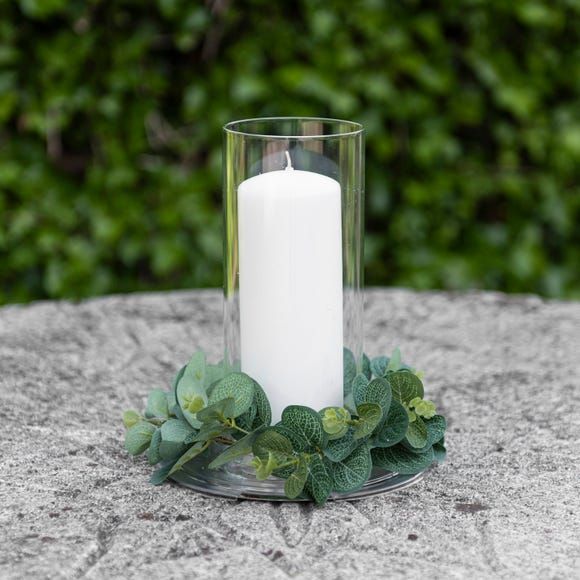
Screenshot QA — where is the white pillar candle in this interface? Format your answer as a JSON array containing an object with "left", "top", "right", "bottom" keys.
[{"left": 238, "top": 153, "right": 343, "bottom": 422}]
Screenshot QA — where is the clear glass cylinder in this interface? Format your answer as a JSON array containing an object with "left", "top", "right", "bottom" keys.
[{"left": 223, "top": 117, "right": 364, "bottom": 422}]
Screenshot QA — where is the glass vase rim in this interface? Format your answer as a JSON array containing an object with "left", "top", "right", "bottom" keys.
[{"left": 223, "top": 116, "right": 364, "bottom": 140}]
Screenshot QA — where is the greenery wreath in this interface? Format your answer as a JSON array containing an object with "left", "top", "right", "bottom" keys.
[{"left": 122, "top": 349, "right": 447, "bottom": 505}]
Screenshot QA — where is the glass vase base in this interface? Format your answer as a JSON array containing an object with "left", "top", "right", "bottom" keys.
[{"left": 169, "top": 450, "right": 426, "bottom": 502}]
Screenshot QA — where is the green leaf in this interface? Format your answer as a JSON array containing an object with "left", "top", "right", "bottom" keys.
[
  {"left": 204, "top": 362, "right": 226, "bottom": 389},
  {"left": 409, "top": 397, "right": 437, "bottom": 419},
  {"left": 280, "top": 405, "right": 327, "bottom": 451},
  {"left": 331, "top": 445, "right": 373, "bottom": 493},
  {"left": 319, "top": 407, "right": 350, "bottom": 439},
  {"left": 352, "top": 373, "right": 369, "bottom": 406},
  {"left": 252, "top": 381, "right": 272, "bottom": 428},
  {"left": 370, "top": 356, "right": 389, "bottom": 377},
  {"left": 123, "top": 410, "right": 141, "bottom": 429},
  {"left": 145, "top": 389, "right": 169, "bottom": 419},
  {"left": 253, "top": 429, "right": 293, "bottom": 465},
  {"left": 166, "top": 390, "right": 177, "bottom": 412},
  {"left": 147, "top": 428, "right": 162, "bottom": 465},
  {"left": 159, "top": 418, "right": 195, "bottom": 460},
  {"left": 171, "top": 365, "right": 186, "bottom": 392},
  {"left": 324, "top": 428, "right": 358, "bottom": 462},
  {"left": 433, "top": 441, "right": 447, "bottom": 463},
  {"left": 176, "top": 357, "right": 208, "bottom": 429},
  {"left": 359, "top": 377, "right": 392, "bottom": 415},
  {"left": 284, "top": 455, "right": 308, "bottom": 499},
  {"left": 208, "top": 429, "right": 264, "bottom": 469},
  {"left": 252, "top": 452, "right": 279, "bottom": 480},
  {"left": 272, "top": 423, "right": 306, "bottom": 454},
  {"left": 371, "top": 445, "right": 435, "bottom": 474},
  {"left": 150, "top": 461, "right": 177, "bottom": 485},
  {"left": 169, "top": 442, "right": 208, "bottom": 475},
  {"left": 196, "top": 397, "right": 236, "bottom": 423},
  {"left": 208, "top": 372, "right": 255, "bottom": 418},
  {"left": 305, "top": 454, "right": 332, "bottom": 505},
  {"left": 387, "top": 371, "right": 424, "bottom": 404},
  {"left": 190, "top": 420, "right": 230, "bottom": 443},
  {"left": 343, "top": 347, "right": 357, "bottom": 394},
  {"left": 372, "top": 400, "right": 409, "bottom": 448},
  {"left": 236, "top": 401, "right": 257, "bottom": 432},
  {"left": 124, "top": 421, "right": 156, "bottom": 456},
  {"left": 353, "top": 403, "right": 382, "bottom": 440},
  {"left": 426, "top": 415, "right": 446, "bottom": 444},
  {"left": 406, "top": 416, "right": 428, "bottom": 448},
  {"left": 386, "top": 347, "right": 402, "bottom": 371},
  {"left": 161, "top": 417, "right": 195, "bottom": 442},
  {"left": 183, "top": 351, "right": 207, "bottom": 385},
  {"left": 362, "top": 353, "right": 372, "bottom": 379},
  {"left": 403, "top": 415, "right": 447, "bottom": 453}
]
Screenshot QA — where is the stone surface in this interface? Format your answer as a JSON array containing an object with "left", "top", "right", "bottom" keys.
[{"left": 1, "top": 288, "right": 579, "bottom": 579}]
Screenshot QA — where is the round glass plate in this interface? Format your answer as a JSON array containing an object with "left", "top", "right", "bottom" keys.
[{"left": 170, "top": 445, "right": 426, "bottom": 502}]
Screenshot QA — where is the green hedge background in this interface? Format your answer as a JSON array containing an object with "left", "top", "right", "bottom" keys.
[{"left": 1, "top": 0, "right": 579, "bottom": 304}]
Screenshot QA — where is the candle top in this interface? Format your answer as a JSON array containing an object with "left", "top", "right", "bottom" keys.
[{"left": 239, "top": 152, "right": 340, "bottom": 198}]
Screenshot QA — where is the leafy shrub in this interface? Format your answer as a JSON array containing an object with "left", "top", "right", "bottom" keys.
[{"left": 1, "top": 0, "right": 579, "bottom": 303}]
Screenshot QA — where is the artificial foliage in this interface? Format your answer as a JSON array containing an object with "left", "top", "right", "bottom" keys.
[{"left": 122, "top": 349, "right": 447, "bottom": 504}]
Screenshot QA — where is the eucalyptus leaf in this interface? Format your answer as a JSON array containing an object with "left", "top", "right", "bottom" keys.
[
  {"left": 353, "top": 403, "right": 382, "bottom": 440},
  {"left": 145, "top": 389, "right": 169, "bottom": 419},
  {"left": 161, "top": 418, "right": 195, "bottom": 442},
  {"left": 305, "top": 454, "right": 332, "bottom": 505},
  {"left": 196, "top": 398, "right": 236, "bottom": 423},
  {"left": 166, "top": 390, "right": 177, "bottom": 412},
  {"left": 122, "top": 410, "right": 140, "bottom": 429},
  {"left": 176, "top": 358, "right": 208, "bottom": 429},
  {"left": 124, "top": 421, "right": 156, "bottom": 456},
  {"left": 171, "top": 365, "right": 186, "bottom": 392},
  {"left": 159, "top": 418, "right": 195, "bottom": 460},
  {"left": 371, "top": 444, "right": 435, "bottom": 474},
  {"left": 324, "top": 427, "right": 358, "bottom": 462},
  {"left": 331, "top": 444, "right": 373, "bottom": 493},
  {"left": 386, "top": 347, "right": 402, "bottom": 371},
  {"left": 281, "top": 405, "right": 327, "bottom": 451},
  {"left": 169, "top": 442, "right": 208, "bottom": 475},
  {"left": 190, "top": 420, "right": 230, "bottom": 443},
  {"left": 204, "top": 362, "right": 226, "bottom": 389},
  {"left": 284, "top": 455, "right": 308, "bottom": 499},
  {"left": 150, "top": 461, "right": 176, "bottom": 485},
  {"left": 147, "top": 428, "right": 162, "bottom": 465},
  {"left": 372, "top": 400, "right": 409, "bottom": 448},
  {"left": 183, "top": 351, "right": 207, "bottom": 385},
  {"left": 387, "top": 371, "right": 424, "bottom": 404},
  {"left": 208, "top": 372, "right": 255, "bottom": 418},
  {"left": 370, "top": 356, "right": 389, "bottom": 377},
  {"left": 252, "top": 429, "right": 293, "bottom": 465},
  {"left": 208, "top": 429, "right": 264, "bottom": 469}
]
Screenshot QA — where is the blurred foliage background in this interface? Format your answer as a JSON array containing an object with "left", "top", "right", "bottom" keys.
[{"left": 1, "top": 0, "right": 579, "bottom": 304}]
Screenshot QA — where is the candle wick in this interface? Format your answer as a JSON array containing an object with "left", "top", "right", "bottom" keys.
[{"left": 285, "top": 151, "right": 294, "bottom": 171}]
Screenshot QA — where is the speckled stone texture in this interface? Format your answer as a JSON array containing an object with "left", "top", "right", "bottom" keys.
[{"left": 1, "top": 289, "right": 579, "bottom": 580}]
